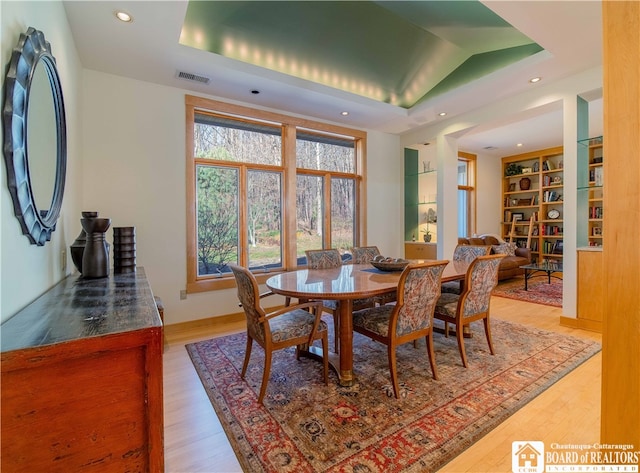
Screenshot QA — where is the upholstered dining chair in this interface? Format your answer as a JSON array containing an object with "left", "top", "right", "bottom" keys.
[
  {"left": 305, "top": 249, "right": 376, "bottom": 353},
  {"left": 351, "top": 260, "right": 449, "bottom": 399},
  {"left": 434, "top": 254, "right": 504, "bottom": 368},
  {"left": 228, "top": 264, "right": 328, "bottom": 404},
  {"left": 351, "top": 245, "right": 397, "bottom": 306},
  {"left": 351, "top": 246, "right": 381, "bottom": 264},
  {"left": 441, "top": 244, "right": 491, "bottom": 294}
]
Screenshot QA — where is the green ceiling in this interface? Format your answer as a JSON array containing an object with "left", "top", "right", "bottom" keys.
[{"left": 180, "top": 1, "right": 543, "bottom": 109}]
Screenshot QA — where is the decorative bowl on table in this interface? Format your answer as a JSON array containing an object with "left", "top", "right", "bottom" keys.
[{"left": 370, "top": 256, "right": 409, "bottom": 272}]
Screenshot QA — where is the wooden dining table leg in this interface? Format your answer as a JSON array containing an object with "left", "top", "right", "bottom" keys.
[{"left": 337, "top": 299, "right": 355, "bottom": 386}]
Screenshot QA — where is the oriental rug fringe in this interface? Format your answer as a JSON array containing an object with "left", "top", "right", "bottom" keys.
[{"left": 186, "top": 319, "right": 598, "bottom": 473}]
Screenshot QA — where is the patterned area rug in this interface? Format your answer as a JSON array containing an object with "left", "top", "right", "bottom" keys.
[
  {"left": 186, "top": 319, "right": 599, "bottom": 472},
  {"left": 492, "top": 277, "right": 563, "bottom": 307}
]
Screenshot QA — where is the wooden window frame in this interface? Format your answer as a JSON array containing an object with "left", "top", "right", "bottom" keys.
[
  {"left": 458, "top": 151, "right": 477, "bottom": 238},
  {"left": 185, "top": 95, "right": 367, "bottom": 293}
]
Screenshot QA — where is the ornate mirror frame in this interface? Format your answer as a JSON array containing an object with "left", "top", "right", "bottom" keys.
[{"left": 3, "top": 27, "right": 67, "bottom": 246}]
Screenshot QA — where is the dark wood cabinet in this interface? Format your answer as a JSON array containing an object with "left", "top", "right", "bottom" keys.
[{"left": 1, "top": 268, "right": 164, "bottom": 472}]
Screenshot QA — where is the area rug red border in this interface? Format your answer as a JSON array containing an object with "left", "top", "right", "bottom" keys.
[
  {"left": 186, "top": 319, "right": 598, "bottom": 472},
  {"left": 492, "top": 277, "right": 562, "bottom": 307}
]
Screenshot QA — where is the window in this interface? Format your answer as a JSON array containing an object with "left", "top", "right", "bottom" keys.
[
  {"left": 186, "top": 96, "right": 366, "bottom": 292},
  {"left": 458, "top": 152, "right": 476, "bottom": 238}
]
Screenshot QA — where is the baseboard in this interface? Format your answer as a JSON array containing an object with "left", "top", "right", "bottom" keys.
[
  {"left": 560, "top": 316, "right": 602, "bottom": 333},
  {"left": 165, "top": 311, "right": 245, "bottom": 338}
]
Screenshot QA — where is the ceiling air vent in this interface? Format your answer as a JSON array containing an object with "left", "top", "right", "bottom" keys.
[
  {"left": 483, "top": 146, "right": 498, "bottom": 150},
  {"left": 176, "top": 70, "right": 211, "bottom": 85}
]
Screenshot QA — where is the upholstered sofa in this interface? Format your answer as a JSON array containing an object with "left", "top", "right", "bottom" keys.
[{"left": 458, "top": 235, "right": 531, "bottom": 281}]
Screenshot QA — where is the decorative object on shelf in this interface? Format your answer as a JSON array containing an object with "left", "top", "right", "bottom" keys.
[
  {"left": 113, "top": 226, "right": 136, "bottom": 273},
  {"left": 512, "top": 213, "right": 524, "bottom": 221},
  {"left": 70, "top": 211, "right": 98, "bottom": 273},
  {"left": 552, "top": 176, "right": 563, "bottom": 184},
  {"left": 426, "top": 207, "right": 437, "bottom": 223},
  {"left": 547, "top": 209, "right": 560, "bottom": 220},
  {"left": 81, "top": 216, "right": 111, "bottom": 278},
  {"left": 3, "top": 27, "right": 67, "bottom": 246},
  {"left": 421, "top": 225, "right": 432, "bottom": 242},
  {"left": 519, "top": 177, "right": 531, "bottom": 190},
  {"left": 533, "top": 162, "right": 540, "bottom": 172},
  {"left": 522, "top": 167, "right": 532, "bottom": 174},
  {"left": 422, "top": 161, "right": 431, "bottom": 172},
  {"left": 508, "top": 183, "right": 516, "bottom": 192},
  {"left": 505, "top": 163, "right": 523, "bottom": 176}
]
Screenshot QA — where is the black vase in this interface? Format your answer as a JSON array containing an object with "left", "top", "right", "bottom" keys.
[
  {"left": 70, "top": 211, "right": 98, "bottom": 273},
  {"left": 81, "top": 217, "right": 111, "bottom": 278}
]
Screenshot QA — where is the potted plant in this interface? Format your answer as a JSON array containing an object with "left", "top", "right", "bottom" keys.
[{"left": 421, "top": 225, "right": 432, "bottom": 242}]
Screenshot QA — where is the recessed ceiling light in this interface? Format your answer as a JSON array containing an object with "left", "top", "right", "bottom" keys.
[
  {"left": 341, "top": 111, "right": 349, "bottom": 116},
  {"left": 438, "top": 112, "right": 447, "bottom": 117},
  {"left": 517, "top": 143, "right": 523, "bottom": 147},
  {"left": 529, "top": 77, "right": 541, "bottom": 83},
  {"left": 115, "top": 11, "right": 133, "bottom": 23}
]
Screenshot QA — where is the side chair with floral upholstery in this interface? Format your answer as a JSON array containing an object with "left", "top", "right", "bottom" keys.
[
  {"left": 351, "top": 246, "right": 381, "bottom": 264},
  {"left": 351, "top": 260, "right": 449, "bottom": 399},
  {"left": 229, "top": 264, "right": 328, "bottom": 404},
  {"left": 351, "top": 245, "right": 397, "bottom": 306},
  {"left": 305, "top": 249, "right": 376, "bottom": 353},
  {"left": 441, "top": 244, "right": 491, "bottom": 295},
  {"left": 434, "top": 254, "right": 504, "bottom": 368}
]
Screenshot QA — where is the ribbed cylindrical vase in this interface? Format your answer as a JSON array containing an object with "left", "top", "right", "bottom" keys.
[{"left": 113, "top": 226, "right": 136, "bottom": 273}]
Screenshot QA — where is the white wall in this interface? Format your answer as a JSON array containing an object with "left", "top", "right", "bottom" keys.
[
  {"left": 1, "top": 0, "right": 83, "bottom": 322},
  {"left": 475, "top": 154, "right": 503, "bottom": 237},
  {"left": 81, "top": 71, "right": 403, "bottom": 325}
]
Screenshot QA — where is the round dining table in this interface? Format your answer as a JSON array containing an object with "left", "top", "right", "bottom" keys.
[{"left": 266, "top": 261, "right": 469, "bottom": 386}]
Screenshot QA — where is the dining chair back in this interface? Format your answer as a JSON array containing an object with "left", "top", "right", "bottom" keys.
[
  {"left": 434, "top": 254, "right": 504, "bottom": 368},
  {"left": 305, "top": 248, "right": 342, "bottom": 269},
  {"left": 351, "top": 246, "right": 381, "bottom": 264},
  {"left": 441, "top": 244, "right": 491, "bottom": 294},
  {"left": 351, "top": 260, "right": 449, "bottom": 399},
  {"left": 229, "top": 264, "right": 328, "bottom": 403}
]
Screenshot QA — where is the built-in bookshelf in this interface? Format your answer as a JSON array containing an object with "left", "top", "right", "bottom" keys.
[
  {"left": 502, "top": 147, "right": 564, "bottom": 262},
  {"left": 578, "top": 136, "right": 603, "bottom": 247}
]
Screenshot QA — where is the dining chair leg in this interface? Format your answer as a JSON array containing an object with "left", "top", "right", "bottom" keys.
[
  {"left": 456, "top": 323, "right": 469, "bottom": 368},
  {"left": 425, "top": 332, "right": 439, "bottom": 380},
  {"left": 241, "top": 336, "right": 253, "bottom": 378},
  {"left": 444, "top": 321, "right": 450, "bottom": 337},
  {"left": 258, "top": 349, "right": 273, "bottom": 404},
  {"left": 388, "top": 345, "right": 400, "bottom": 399},
  {"left": 483, "top": 318, "right": 495, "bottom": 355},
  {"left": 321, "top": 332, "right": 329, "bottom": 384}
]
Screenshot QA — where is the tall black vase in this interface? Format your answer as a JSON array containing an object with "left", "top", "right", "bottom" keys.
[
  {"left": 81, "top": 217, "right": 111, "bottom": 278},
  {"left": 70, "top": 211, "right": 98, "bottom": 273}
]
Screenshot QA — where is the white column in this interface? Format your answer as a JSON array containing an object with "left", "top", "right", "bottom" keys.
[{"left": 436, "top": 133, "right": 459, "bottom": 260}]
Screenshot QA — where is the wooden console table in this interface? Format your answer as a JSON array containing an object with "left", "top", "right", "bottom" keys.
[{"left": 1, "top": 268, "right": 164, "bottom": 472}]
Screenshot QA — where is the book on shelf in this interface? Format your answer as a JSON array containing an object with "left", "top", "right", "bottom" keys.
[
  {"left": 594, "top": 167, "right": 603, "bottom": 186},
  {"left": 589, "top": 206, "right": 603, "bottom": 219}
]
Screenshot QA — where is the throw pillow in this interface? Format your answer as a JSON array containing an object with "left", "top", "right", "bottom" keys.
[{"left": 492, "top": 242, "right": 516, "bottom": 256}]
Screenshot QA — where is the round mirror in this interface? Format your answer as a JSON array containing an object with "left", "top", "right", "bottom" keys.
[{"left": 3, "top": 27, "right": 67, "bottom": 246}]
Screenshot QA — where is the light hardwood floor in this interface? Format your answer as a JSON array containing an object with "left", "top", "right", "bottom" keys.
[{"left": 163, "top": 296, "right": 601, "bottom": 473}]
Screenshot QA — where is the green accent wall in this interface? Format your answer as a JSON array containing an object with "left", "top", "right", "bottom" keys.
[{"left": 404, "top": 148, "right": 419, "bottom": 241}]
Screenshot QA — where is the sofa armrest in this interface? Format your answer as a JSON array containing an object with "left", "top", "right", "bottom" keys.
[{"left": 515, "top": 247, "right": 531, "bottom": 261}]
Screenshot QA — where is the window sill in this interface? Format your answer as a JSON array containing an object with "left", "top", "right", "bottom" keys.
[{"left": 186, "top": 270, "right": 286, "bottom": 294}]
